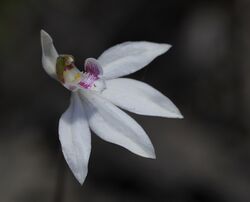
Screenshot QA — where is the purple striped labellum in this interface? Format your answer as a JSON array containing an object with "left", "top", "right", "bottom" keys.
[{"left": 56, "top": 55, "right": 105, "bottom": 92}]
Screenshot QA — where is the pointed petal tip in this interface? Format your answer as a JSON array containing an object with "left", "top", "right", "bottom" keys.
[
  {"left": 175, "top": 110, "right": 184, "bottom": 119},
  {"left": 178, "top": 114, "right": 184, "bottom": 119},
  {"left": 78, "top": 178, "right": 85, "bottom": 186},
  {"left": 75, "top": 175, "right": 85, "bottom": 185},
  {"left": 40, "top": 29, "right": 48, "bottom": 37},
  {"left": 160, "top": 43, "right": 172, "bottom": 53},
  {"left": 147, "top": 152, "right": 156, "bottom": 159},
  {"left": 151, "top": 109, "right": 183, "bottom": 119},
  {"left": 160, "top": 113, "right": 184, "bottom": 119},
  {"left": 170, "top": 113, "right": 184, "bottom": 119},
  {"left": 170, "top": 111, "right": 184, "bottom": 119},
  {"left": 40, "top": 29, "right": 53, "bottom": 43},
  {"left": 140, "top": 144, "right": 156, "bottom": 159},
  {"left": 162, "top": 107, "right": 183, "bottom": 119},
  {"left": 71, "top": 164, "right": 88, "bottom": 186}
]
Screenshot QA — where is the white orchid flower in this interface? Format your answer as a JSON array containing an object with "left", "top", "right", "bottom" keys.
[{"left": 40, "top": 30, "right": 183, "bottom": 185}]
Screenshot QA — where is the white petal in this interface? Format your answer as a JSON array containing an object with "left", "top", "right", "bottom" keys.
[
  {"left": 102, "top": 78, "right": 183, "bottom": 118},
  {"left": 98, "top": 41, "right": 171, "bottom": 79},
  {"left": 79, "top": 91, "right": 155, "bottom": 158},
  {"left": 92, "top": 78, "right": 106, "bottom": 92},
  {"left": 41, "top": 30, "right": 58, "bottom": 79},
  {"left": 59, "top": 93, "right": 91, "bottom": 185}
]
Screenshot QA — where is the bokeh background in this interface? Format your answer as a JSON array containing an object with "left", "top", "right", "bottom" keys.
[{"left": 1, "top": 0, "right": 250, "bottom": 201}]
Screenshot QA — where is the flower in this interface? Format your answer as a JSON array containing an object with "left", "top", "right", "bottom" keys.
[{"left": 40, "top": 30, "right": 183, "bottom": 185}]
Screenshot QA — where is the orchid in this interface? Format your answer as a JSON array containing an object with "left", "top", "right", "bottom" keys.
[{"left": 40, "top": 30, "right": 183, "bottom": 185}]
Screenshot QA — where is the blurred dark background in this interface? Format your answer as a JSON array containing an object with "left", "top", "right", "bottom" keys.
[{"left": 1, "top": 0, "right": 250, "bottom": 201}]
